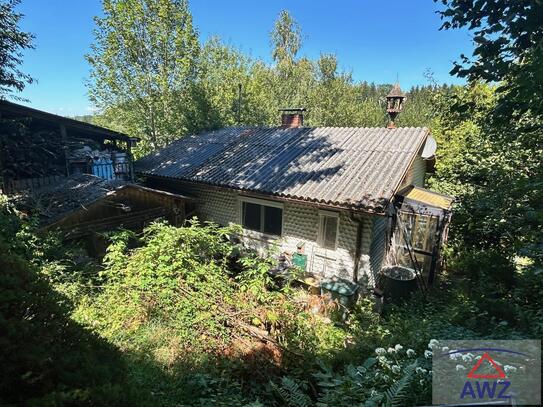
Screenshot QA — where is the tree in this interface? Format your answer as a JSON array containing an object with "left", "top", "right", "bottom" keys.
[
  {"left": 86, "top": 0, "right": 200, "bottom": 153},
  {"left": 434, "top": 0, "right": 543, "bottom": 271},
  {"left": 428, "top": 83, "right": 543, "bottom": 272},
  {"left": 0, "top": 0, "right": 34, "bottom": 100},
  {"left": 436, "top": 0, "right": 543, "bottom": 121},
  {"left": 271, "top": 10, "right": 301, "bottom": 66}
]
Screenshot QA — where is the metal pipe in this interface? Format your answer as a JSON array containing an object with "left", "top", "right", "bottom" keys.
[{"left": 349, "top": 212, "right": 364, "bottom": 284}]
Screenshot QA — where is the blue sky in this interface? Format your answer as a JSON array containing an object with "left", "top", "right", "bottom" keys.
[{"left": 16, "top": 0, "right": 473, "bottom": 116}]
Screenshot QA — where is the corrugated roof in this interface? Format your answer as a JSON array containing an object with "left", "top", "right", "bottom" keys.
[
  {"left": 135, "top": 126, "right": 430, "bottom": 213},
  {"left": 25, "top": 174, "right": 193, "bottom": 227},
  {"left": 400, "top": 185, "right": 453, "bottom": 210},
  {"left": 23, "top": 174, "right": 126, "bottom": 225},
  {"left": 0, "top": 100, "right": 138, "bottom": 142}
]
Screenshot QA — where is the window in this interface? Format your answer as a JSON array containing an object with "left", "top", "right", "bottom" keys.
[
  {"left": 318, "top": 210, "right": 339, "bottom": 250},
  {"left": 241, "top": 198, "right": 283, "bottom": 236}
]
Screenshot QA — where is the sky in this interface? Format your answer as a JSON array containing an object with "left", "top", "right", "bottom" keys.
[{"left": 16, "top": 0, "right": 473, "bottom": 117}]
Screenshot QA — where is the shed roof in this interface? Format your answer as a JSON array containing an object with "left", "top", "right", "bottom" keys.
[
  {"left": 0, "top": 100, "right": 138, "bottom": 143},
  {"left": 399, "top": 185, "right": 454, "bottom": 210},
  {"left": 25, "top": 174, "right": 126, "bottom": 225},
  {"left": 22, "top": 174, "right": 191, "bottom": 226},
  {"left": 136, "top": 126, "right": 430, "bottom": 213}
]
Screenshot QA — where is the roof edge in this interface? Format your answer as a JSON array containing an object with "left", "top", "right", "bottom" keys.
[
  {"left": 0, "top": 100, "right": 138, "bottom": 142},
  {"left": 386, "top": 127, "right": 431, "bottom": 206},
  {"left": 140, "top": 174, "right": 387, "bottom": 216}
]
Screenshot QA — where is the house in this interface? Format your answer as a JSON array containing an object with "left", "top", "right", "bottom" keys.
[{"left": 136, "top": 86, "right": 453, "bottom": 288}]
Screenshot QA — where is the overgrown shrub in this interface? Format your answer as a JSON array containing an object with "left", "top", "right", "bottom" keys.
[{"left": 0, "top": 197, "right": 132, "bottom": 405}]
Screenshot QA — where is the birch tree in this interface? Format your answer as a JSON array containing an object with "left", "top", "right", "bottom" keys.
[{"left": 86, "top": 0, "right": 199, "bottom": 152}]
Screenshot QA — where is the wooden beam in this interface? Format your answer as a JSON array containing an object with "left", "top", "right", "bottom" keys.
[{"left": 59, "top": 124, "right": 70, "bottom": 176}]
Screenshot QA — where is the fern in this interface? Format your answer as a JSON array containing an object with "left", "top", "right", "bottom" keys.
[
  {"left": 271, "top": 376, "right": 312, "bottom": 407},
  {"left": 384, "top": 361, "right": 417, "bottom": 407}
]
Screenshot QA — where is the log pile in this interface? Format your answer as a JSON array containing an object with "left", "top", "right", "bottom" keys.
[{"left": 0, "top": 118, "right": 65, "bottom": 179}]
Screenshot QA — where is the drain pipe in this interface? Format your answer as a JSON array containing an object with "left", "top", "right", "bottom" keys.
[{"left": 349, "top": 213, "right": 364, "bottom": 284}]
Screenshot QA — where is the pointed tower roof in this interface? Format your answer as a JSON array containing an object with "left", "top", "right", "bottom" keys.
[{"left": 387, "top": 82, "right": 405, "bottom": 98}]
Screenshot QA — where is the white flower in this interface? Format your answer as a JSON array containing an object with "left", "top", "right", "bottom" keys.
[
  {"left": 387, "top": 347, "right": 396, "bottom": 354},
  {"left": 474, "top": 355, "right": 482, "bottom": 361},
  {"left": 456, "top": 364, "right": 466, "bottom": 371},
  {"left": 394, "top": 344, "right": 403, "bottom": 352},
  {"left": 419, "top": 379, "right": 425, "bottom": 385},
  {"left": 424, "top": 350, "right": 433, "bottom": 359},
  {"left": 415, "top": 367, "right": 428, "bottom": 374},
  {"left": 377, "top": 355, "right": 390, "bottom": 366},
  {"left": 504, "top": 365, "right": 517, "bottom": 373},
  {"left": 406, "top": 349, "right": 416, "bottom": 357},
  {"left": 441, "top": 346, "right": 450, "bottom": 353},
  {"left": 428, "top": 339, "right": 439, "bottom": 349},
  {"left": 449, "top": 353, "right": 460, "bottom": 360},
  {"left": 462, "top": 354, "right": 473, "bottom": 363},
  {"left": 392, "top": 365, "right": 401, "bottom": 374},
  {"left": 375, "top": 347, "right": 386, "bottom": 356}
]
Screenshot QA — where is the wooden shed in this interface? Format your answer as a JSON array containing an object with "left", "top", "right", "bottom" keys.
[{"left": 25, "top": 174, "right": 193, "bottom": 239}]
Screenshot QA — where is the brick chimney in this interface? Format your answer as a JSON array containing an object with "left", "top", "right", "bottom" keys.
[{"left": 280, "top": 108, "right": 306, "bottom": 128}]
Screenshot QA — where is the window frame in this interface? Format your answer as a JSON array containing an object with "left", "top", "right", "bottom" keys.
[
  {"left": 317, "top": 209, "right": 340, "bottom": 250},
  {"left": 239, "top": 196, "right": 284, "bottom": 237}
]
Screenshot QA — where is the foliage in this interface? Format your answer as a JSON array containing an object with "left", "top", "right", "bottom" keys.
[
  {"left": 0, "top": 0, "right": 34, "bottom": 99},
  {"left": 428, "top": 83, "right": 543, "bottom": 272},
  {"left": 436, "top": 0, "right": 543, "bottom": 121},
  {"left": 3, "top": 188, "right": 542, "bottom": 405},
  {"left": 87, "top": 0, "right": 200, "bottom": 153},
  {"left": 270, "top": 376, "right": 312, "bottom": 407},
  {"left": 0, "top": 196, "right": 133, "bottom": 405},
  {"left": 430, "top": 1, "right": 543, "bottom": 347},
  {"left": 4, "top": 1, "right": 543, "bottom": 405},
  {"left": 271, "top": 10, "right": 301, "bottom": 66},
  {"left": 87, "top": 6, "right": 439, "bottom": 155}
]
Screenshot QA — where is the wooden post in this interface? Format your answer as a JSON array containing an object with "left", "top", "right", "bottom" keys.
[
  {"left": 127, "top": 139, "right": 134, "bottom": 181},
  {"left": 60, "top": 124, "right": 70, "bottom": 176}
]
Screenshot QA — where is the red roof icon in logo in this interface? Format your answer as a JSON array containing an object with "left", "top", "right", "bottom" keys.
[{"left": 467, "top": 352, "right": 506, "bottom": 379}]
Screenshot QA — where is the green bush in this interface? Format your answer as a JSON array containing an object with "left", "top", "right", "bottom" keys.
[{"left": 0, "top": 200, "right": 132, "bottom": 405}]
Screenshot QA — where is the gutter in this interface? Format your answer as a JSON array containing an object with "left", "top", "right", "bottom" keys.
[{"left": 141, "top": 173, "right": 389, "bottom": 216}]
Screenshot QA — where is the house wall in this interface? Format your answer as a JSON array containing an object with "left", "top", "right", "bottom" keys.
[
  {"left": 146, "top": 177, "right": 378, "bottom": 285},
  {"left": 371, "top": 153, "right": 428, "bottom": 283},
  {"left": 399, "top": 154, "right": 427, "bottom": 190}
]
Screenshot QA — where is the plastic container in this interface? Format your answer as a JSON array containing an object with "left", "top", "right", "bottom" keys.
[
  {"left": 292, "top": 253, "right": 307, "bottom": 271},
  {"left": 380, "top": 265, "right": 418, "bottom": 302},
  {"left": 320, "top": 277, "right": 359, "bottom": 310}
]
